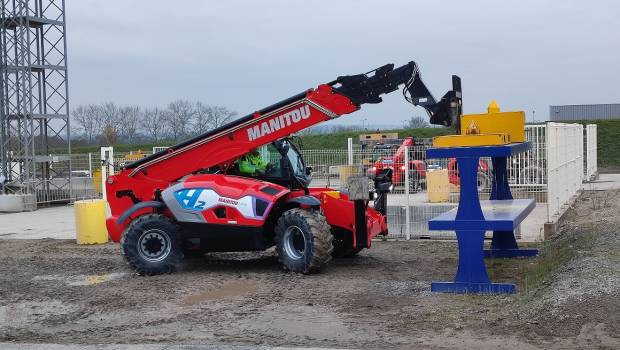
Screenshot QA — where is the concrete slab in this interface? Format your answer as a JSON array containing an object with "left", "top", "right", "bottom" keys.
[
  {"left": 584, "top": 173, "right": 620, "bottom": 191},
  {"left": 0, "top": 205, "right": 75, "bottom": 240},
  {"left": 519, "top": 203, "right": 546, "bottom": 242}
]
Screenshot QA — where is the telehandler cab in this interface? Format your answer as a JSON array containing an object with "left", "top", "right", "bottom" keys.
[{"left": 105, "top": 61, "right": 463, "bottom": 274}]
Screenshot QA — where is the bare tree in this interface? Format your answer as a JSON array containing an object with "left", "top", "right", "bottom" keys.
[
  {"left": 194, "top": 102, "right": 211, "bottom": 134},
  {"left": 193, "top": 103, "right": 237, "bottom": 135},
  {"left": 165, "top": 100, "right": 196, "bottom": 141},
  {"left": 142, "top": 107, "right": 168, "bottom": 142},
  {"left": 404, "top": 115, "right": 429, "bottom": 129},
  {"left": 71, "top": 104, "right": 99, "bottom": 144},
  {"left": 206, "top": 105, "right": 237, "bottom": 129},
  {"left": 119, "top": 106, "right": 142, "bottom": 144},
  {"left": 98, "top": 102, "right": 122, "bottom": 145}
]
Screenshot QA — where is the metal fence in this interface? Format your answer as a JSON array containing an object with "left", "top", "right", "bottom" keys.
[
  {"left": 546, "top": 123, "right": 584, "bottom": 222},
  {"left": 300, "top": 126, "right": 549, "bottom": 239},
  {"left": 38, "top": 122, "right": 595, "bottom": 240},
  {"left": 585, "top": 124, "right": 598, "bottom": 181}
]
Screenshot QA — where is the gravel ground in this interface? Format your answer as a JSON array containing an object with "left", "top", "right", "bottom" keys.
[{"left": 0, "top": 190, "right": 619, "bottom": 349}]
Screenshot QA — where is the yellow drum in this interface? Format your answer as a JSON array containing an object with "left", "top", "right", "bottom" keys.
[
  {"left": 426, "top": 169, "right": 450, "bottom": 203},
  {"left": 75, "top": 199, "right": 109, "bottom": 244},
  {"left": 339, "top": 165, "right": 358, "bottom": 185}
]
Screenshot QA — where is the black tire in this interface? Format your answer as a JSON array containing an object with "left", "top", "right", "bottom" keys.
[
  {"left": 477, "top": 171, "right": 491, "bottom": 192},
  {"left": 121, "top": 214, "right": 183, "bottom": 275},
  {"left": 274, "top": 208, "right": 333, "bottom": 274},
  {"left": 408, "top": 169, "right": 423, "bottom": 193}
]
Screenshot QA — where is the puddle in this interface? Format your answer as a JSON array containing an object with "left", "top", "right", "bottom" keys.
[
  {"left": 182, "top": 280, "right": 258, "bottom": 305},
  {"left": 240, "top": 304, "right": 362, "bottom": 340},
  {"left": 33, "top": 272, "right": 128, "bottom": 286}
]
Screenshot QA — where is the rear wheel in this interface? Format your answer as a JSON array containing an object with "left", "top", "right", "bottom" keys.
[
  {"left": 121, "top": 214, "right": 183, "bottom": 275},
  {"left": 275, "top": 208, "right": 333, "bottom": 274},
  {"left": 408, "top": 169, "right": 424, "bottom": 193}
]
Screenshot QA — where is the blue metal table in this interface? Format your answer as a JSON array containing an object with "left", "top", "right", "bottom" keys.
[{"left": 426, "top": 142, "right": 539, "bottom": 294}]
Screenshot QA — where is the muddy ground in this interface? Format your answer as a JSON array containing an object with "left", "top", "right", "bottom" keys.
[{"left": 0, "top": 190, "right": 619, "bottom": 349}]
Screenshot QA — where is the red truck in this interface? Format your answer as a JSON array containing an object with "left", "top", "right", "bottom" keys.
[{"left": 369, "top": 137, "right": 490, "bottom": 192}]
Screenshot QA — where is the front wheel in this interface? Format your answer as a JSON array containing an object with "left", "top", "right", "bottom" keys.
[
  {"left": 121, "top": 214, "right": 183, "bottom": 275},
  {"left": 275, "top": 209, "right": 333, "bottom": 274}
]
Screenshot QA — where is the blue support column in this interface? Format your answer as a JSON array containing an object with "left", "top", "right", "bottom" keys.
[
  {"left": 431, "top": 156, "right": 515, "bottom": 294},
  {"left": 485, "top": 157, "right": 539, "bottom": 258}
]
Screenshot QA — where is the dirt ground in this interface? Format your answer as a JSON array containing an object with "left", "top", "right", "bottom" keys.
[{"left": 0, "top": 190, "right": 619, "bottom": 349}]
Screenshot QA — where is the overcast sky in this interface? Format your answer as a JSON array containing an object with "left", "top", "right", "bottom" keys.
[{"left": 67, "top": 0, "right": 620, "bottom": 126}]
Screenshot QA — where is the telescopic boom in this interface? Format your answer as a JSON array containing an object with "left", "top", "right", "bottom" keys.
[{"left": 124, "top": 61, "right": 462, "bottom": 183}]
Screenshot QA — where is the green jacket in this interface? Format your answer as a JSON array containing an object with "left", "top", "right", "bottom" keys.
[{"left": 238, "top": 152, "right": 267, "bottom": 175}]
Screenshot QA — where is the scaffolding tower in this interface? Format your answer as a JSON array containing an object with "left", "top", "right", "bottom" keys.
[{"left": 0, "top": 0, "right": 70, "bottom": 209}]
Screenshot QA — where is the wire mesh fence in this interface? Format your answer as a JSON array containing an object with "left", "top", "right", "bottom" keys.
[
  {"left": 31, "top": 122, "right": 595, "bottom": 240},
  {"left": 585, "top": 124, "right": 598, "bottom": 181}
]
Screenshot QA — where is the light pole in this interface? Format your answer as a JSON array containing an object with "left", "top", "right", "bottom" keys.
[{"left": 532, "top": 110, "right": 536, "bottom": 123}]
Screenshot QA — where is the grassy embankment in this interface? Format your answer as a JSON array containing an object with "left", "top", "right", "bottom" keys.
[{"left": 69, "top": 119, "right": 620, "bottom": 168}]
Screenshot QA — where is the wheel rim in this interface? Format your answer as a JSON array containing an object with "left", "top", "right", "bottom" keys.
[
  {"left": 137, "top": 229, "right": 172, "bottom": 263},
  {"left": 283, "top": 225, "right": 306, "bottom": 260}
]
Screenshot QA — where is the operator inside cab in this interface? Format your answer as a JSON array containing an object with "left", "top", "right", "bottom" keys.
[{"left": 237, "top": 149, "right": 269, "bottom": 176}]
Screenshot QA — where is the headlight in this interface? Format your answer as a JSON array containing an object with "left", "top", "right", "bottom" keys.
[
  {"left": 373, "top": 192, "right": 378, "bottom": 200},
  {"left": 389, "top": 184, "right": 395, "bottom": 192},
  {"left": 400, "top": 165, "right": 406, "bottom": 170},
  {"left": 371, "top": 166, "right": 377, "bottom": 172}
]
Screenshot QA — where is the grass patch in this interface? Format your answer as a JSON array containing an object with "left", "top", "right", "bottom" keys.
[
  {"left": 60, "top": 127, "right": 451, "bottom": 154},
  {"left": 484, "top": 223, "right": 596, "bottom": 297},
  {"left": 574, "top": 119, "right": 620, "bottom": 169},
  {"left": 298, "top": 127, "right": 451, "bottom": 149},
  {"left": 517, "top": 228, "right": 595, "bottom": 297}
]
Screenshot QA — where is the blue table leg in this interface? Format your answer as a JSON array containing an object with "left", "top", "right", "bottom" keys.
[
  {"left": 485, "top": 157, "right": 538, "bottom": 258},
  {"left": 431, "top": 157, "right": 515, "bottom": 294}
]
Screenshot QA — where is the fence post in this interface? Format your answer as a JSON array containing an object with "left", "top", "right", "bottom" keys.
[
  {"left": 347, "top": 138, "right": 353, "bottom": 166},
  {"left": 545, "top": 123, "right": 552, "bottom": 222},
  {"left": 88, "top": 152, "right": 92, "bottom": 178},
  {"left": 100, "top": 147, "right": 114, "bottom": 202},
  {"left": 404, "top": 146, "right": 411, "bottom": 240}
]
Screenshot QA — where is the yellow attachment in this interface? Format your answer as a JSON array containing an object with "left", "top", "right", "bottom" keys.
[
  {"left": 487, "top": 100, "right": 501, "bottom": 113},
  {"left": 460, "top": 110, "right": 525, "bottom": 143},
  {"left": 75, "top": 199, "right": 109, "bottom": 244},
  {"left": 437, "top": 99, "right": 525, "bottom": 147},
  {"left": 322, "top": 191, "right": 341, "bottom": 200},
  {"left": 432, "top": 133, "right": 510, "bottom": 147}
]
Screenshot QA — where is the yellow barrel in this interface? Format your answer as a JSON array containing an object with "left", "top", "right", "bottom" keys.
[
  {"left": 339, "top": 165, "right": 358, "bottom": 185},
  {"left": 91, "top": 169, "right": 103, "bottom": 194},
  {"left": 75, "top": 199, "right": 109, "bottom": 244},
  {"left": 427, "top": 169, "right": 450, "bottom": 203}
]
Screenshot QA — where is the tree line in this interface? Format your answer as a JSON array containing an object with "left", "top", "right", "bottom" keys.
[{"left": 71, "top": 100, "right": 237, "bottom": 145}]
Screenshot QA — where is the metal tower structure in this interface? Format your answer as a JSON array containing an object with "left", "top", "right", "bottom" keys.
[{"left": 0, "top": 0, "right": 70, "bottom": 209}]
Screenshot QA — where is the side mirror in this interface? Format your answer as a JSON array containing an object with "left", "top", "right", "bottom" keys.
[{"left": 305, "top": 166, "right": 313, "bottom": 175}]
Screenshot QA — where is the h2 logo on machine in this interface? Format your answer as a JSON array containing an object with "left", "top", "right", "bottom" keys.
[{"left": 174, "top": 188, "right": 207, "bottom": 211}]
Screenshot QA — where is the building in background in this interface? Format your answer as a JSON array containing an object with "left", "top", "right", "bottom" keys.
[{"left": 550, "top": 104, "right": 620, "bottom": 121}]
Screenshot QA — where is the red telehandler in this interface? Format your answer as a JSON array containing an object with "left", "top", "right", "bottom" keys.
[{"left": 105, "top": 61, "right": 463, "bottom": 275}]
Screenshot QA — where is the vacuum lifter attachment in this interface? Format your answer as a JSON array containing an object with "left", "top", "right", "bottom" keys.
[{"left": 330, "top": 61, "right": 463, "bottom": 130}]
